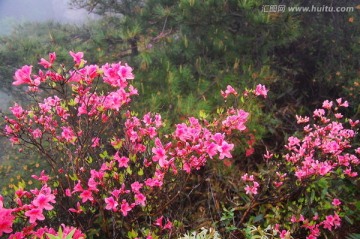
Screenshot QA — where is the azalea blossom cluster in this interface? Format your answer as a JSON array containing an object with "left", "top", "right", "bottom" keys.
[
  {"left": 220, "top": 84, "right": 268, "bottom": 99},
  {"left": 286, "top": 199, "right": 342, "bottom": 239},
  {"left": 0, "top": 173, "right": 84, "bottom": 238},
  {"left": 1, "top": 52, "right": 253, "bottom": 238},
  {"left": 275, "top": 210, "right": 342, "bottom": 239},
  {"left": 241, "top": 173, "right": 260, "bottom": 195},
  {"left": 285, "top": 99, "right": 360, "bottom": 180},
  {"left": 275, "top": 99, "right": 360, "bottom": 239},
  {"left": 5, "top": 52, "right": 137, "bottom": 146}
]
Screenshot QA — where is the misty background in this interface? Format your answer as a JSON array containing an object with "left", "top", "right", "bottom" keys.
[
  {"left": 0, "top": 0, "right": 96, "bottom": 35},
  {"left": 0, "top": 0, "right": 98, "bottom": 108}
]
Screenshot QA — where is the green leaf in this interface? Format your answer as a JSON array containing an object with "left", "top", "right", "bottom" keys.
[
  {"left": 127, "top": 229, "right": 138, "bottom": 239},
  {"left": 130, "top": 153, "right": 136, "bottom": 162},
  {"left": 138, "top": 168, "right": 144, "bottom": 176},
  {"left": 86, "top": 156, "right": 93, "bottom": 164},
  {"left": 253, "top": 214, "right": 264, "bottom": 223},
  {"left": 126, "top": 167, "right": 133, "bottom": 175},
  {"left": 53, "top": 180, "right": 59, "bottom": 187},
  {"left": 100, "top": 150, "right": 109, "bottom": 159},
  {"left": 199, "top": 110, "right": 208, "bottom": 119},
  {"left": 346, "top": 233, "right": 360, "bottom": 239},
  {"left": 344, "top": 215, "right": 354, "bottom": 225},
  {"left": 69, "top": 173, "right": 78, "bottom": 181},
  {"left": 217, "top": 107, "right": 224, "bottom": 115},
  {"left": 46, "top": 234, "right": 59, "bottom": 239},
  {"left": 310, "top": 189, "right": 315, "bottom": 203},
  {"left": 65, "top": 229, "right": 76, "bottom": 239}
]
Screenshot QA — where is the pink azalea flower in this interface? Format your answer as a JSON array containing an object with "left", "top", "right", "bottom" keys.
[
  {"left": 9, "top": 103, "right": 25, "bottom": 118},
  {"left": 61, "top": 126, "right": 77, "bottom": 143},
  {"left": 32, "top": 227, "right": 49, "bottom": 238},
  {"left": 244, "top": 181, "right": 259, "bottom": 195},
  {"left": 9, "top": 137, "right": 20, "bottom": 145},
  {"left": 39, "top": 58, "right": 52, "bottom": 68},
  {"left": 25, "top": 208, "right": 45, "bottom": 223},
  {"left": 87, "top": 178, "right": 98, "bottom": 192},
  {"left": 13, "top": 65, "right": 33, "bottom": 85},
  {"left": 73, "top": 181, "right": 84, "bottom": 193},
  {"left": 222, "top": 109, "right": 249, "bottom": 132},
  {"left": 217, "top": 141, "right": 234, "bottom": 159},
  {"left": 313, "top": 109, "right": 325, "bottom": 117},
  {"left": 332, "top": 198, "right": 341, "bottom": 207},
  {"left": 105, "top": 196, "right": 118, "bottom": 211},
  {"left": 254, "top": 84, "right": 268, "bottom": 98},
  {"left": 49, "top": 52, "right": 56, "bottom": 63},
  {"left": 9, "top": 232, "right": 25, "bottom": 238},
  {"left": 128, "top": 85, "right": 138, "bottom": 95},
  {"left": 79, "top": 190, "right": 93, "bottom": 203},
  {"left": 131, "top": 182, "right": 143, "bottom": 193},
  {"left": 0, "top": 207, "right": 15, "bottom": 236},
  {"left": 279, "top": 230, "right": 291, "bottom": 239},
  {"left": 221, "top": 85, "right": 238, "bottom": 98},
  {"left": 274, "top": 181, "right": 283, "bottom": 187},
  {"left": 317, "top": 162, "right": 332, "bottom": 175},
  {"left": 336, "top": 98, "right": 349, "bottom": 107},
  {"left": 31, "top": 170, "right": 50, "bottom": 183},
  {"left": 349, "top": 119, "right": 359, "bottom": 127},
  {"left": 32, "top": 193, "right": 55, "bottom": 210},
  {"left": 65, "top": 188, "right": 72, "bottom": 197},
  {"left": 134, "top": 193, "right": 146, "bottom": 206},
  {"left": 154, "top": 216, "right": 164, "bottom": 228},
  {"left": 120, "top": 200, "right": 132, "bottom": 216},
  {"left": 91, "top": 137, "right": 100, "bottom": 147},
  {"left": 287, "top": 136, "right": 300, "bottom": 147},
  {"left": 102, "top": 63, "right": 122, "bottom": 87},
  {"left": 118, "top": 63, "right": 134, "bottom": 80},
  {"left": 334, "top": 113, "right": 343, "bottom": 119},
  {"left": 263, "top": 150, "right": 273, "bottom": 160},
  {"left": 103, "top": 89, "right": 128, "bottom": 111},
  {"left": 69, "top": 202, "right": 83, "bottom": 214},
  {"left": 114, "top": 152, "right": 130, "bottom": 168},
  {"left": 344, "top": 168, "right": 358, "bottom": 177},
  {"left": 163, "top": 220, "right": 173, "bottom": 230},
  {"left": 152, "top": 138, "right": 168, "bottom": 166},
  {"left": 142, "top": 112, "right": 152, "bottom": 125},
  {"left": 205, "top": 141, "right": 218, "bottom": 158},
  {"left": 322, "top": 100, "right": 333, "bottom": 109},
  {"left": 241, "top": 173, "right": 249, "bottom": 181},
  {"left": 61, "top": 225, "right": 85, "bottom": 239},
  {"left": 323, "top": 213, "right": 341, "bottom": 231},
  {"left": 32, "top": 128, "right": 43, "bottom": 139},
  {"left": 296, "top": 115, "right": 310, "bottom": 124},
  {"left": 69, "top": 51, "right": 84, "bottom": 65}
]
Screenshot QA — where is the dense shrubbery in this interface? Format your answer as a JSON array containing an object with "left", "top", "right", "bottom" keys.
[{"left": 0, "top": 52, "right": 359, "bottom": 238}]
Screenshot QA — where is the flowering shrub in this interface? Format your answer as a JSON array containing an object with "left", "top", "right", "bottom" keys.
[
  {"left": 1, "top": 52, "right": 254, "bottom": 238},
  {"left": 274, "top": 99, "right": 360, "bottom": 238},
  {"left": 285, "top": 99, "right": 359, "bottom": 180},
  {"left": 1, "top": 51, "right": 359, "bottom": 239}
]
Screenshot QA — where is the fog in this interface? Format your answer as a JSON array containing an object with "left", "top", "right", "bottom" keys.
[
  {"left": 0, "top": 0, "right": 96, "bottom": 35},
  {"left": 0, "top": 0, "right": 100, "bottom": 110}
]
